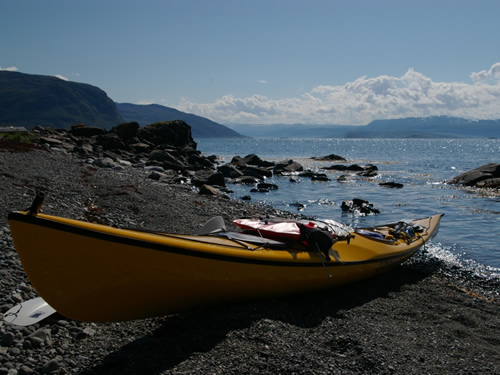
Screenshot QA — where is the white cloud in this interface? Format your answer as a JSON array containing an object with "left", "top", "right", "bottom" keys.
[
  {"left": 258, "top": 80, "right": 268, "bottom": 84},
  {"left": 470, "top": 62, "right": 500, "bottom": 82},
  {"left": 178, "top": 63, "right": 500, "bottom": 125},
  {"left": 55, "top": 74, "right": 69, "bottom": 81},
  {"left": 0, "top": 66, "right": 18, "bottom": 71}
]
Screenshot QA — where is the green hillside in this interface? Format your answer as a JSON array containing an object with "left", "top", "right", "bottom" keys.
[{"left": 0, "top": 71, "right": 124, "bottom": 129}]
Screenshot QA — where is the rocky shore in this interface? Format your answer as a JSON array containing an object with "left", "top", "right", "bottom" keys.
[{"left": 1, "top": 131, "right": 499, "bottom": 374}]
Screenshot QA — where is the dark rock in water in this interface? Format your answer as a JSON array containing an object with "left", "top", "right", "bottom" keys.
[
  {"left": 448, "top": 163, "right": 500, "bottom": 188},
  {"left": 257, "top": 182, "right": 278, "bottom": 190},
  {"left": 230, "top": 154, "right": 274, "bottom": 168},
  {"left": 218, "top": 164, "right": 244, "bottom": 178},
  {"left": 379, "top": 181, "right": 404, "bottom": 189},
  {"left": 241, "top": 195, "right": 251, "bottom": 200},
  {"left": 476, "top": 178, "right": 500, "bottom": 188},
  {"left": 274, "top": 160, "right": 304, "bottom": 175},
  {"left": 323, "top": 164, "right": 349, "bottom": 171},
  {"left": 231, "top": 176, "right": 261, "bottom": 185},
  {"left": 323, "top": 163, "right": 378, "bottom": 177},
  {"left": 243, "top": 166, "right": 272, "bottom": 179},
  {"left": 311, "top": 153, "right": 347, "bottom": 161},
  {"left": 337, "top": 174, "right": 351, "bottom": 182},
  {"left": 311, "top": 173, "right": 330, "bottom": 181},
  {"left": 251, "top": 187, "right": 269, "bottom": 193},
  {"left": 357, "top": 164, "right": 378, "bottom": 177},
  {"left": 341, "top": 198, "right": 380, "bottom": 216}
]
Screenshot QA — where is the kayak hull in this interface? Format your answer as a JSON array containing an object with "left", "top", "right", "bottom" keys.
[{"left": 8, "top": 211, "right": 443, "bottom": 322}]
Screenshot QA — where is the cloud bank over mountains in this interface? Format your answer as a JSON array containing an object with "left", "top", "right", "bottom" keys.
[{"left": 178, "top": 63, "right": 500, "bottom": 126}]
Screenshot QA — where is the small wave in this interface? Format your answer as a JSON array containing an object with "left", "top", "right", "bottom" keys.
[
  {"left": 407, "top": 242, "right": 500, "bottom": 297},
  {"left": 426, "top": 242, "right": 499, "bottom": 279}
]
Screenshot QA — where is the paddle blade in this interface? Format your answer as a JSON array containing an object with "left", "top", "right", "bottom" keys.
[
  {"left": 197, "top": 216, "right": 226, "bottom": 235},
  {"left": 3, "top": 297, "right": 56, "bottom": 326}
]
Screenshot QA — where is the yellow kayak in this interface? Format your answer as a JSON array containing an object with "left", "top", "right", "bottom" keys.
[{"left": 8, "top": 193, "right": 443, "bottom": 323}]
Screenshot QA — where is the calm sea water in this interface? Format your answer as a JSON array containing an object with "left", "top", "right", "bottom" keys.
[{"left": 197, "top": 138, "right": 500, "bottom": 277}]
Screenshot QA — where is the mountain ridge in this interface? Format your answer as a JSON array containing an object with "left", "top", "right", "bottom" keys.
[
  {"left": 1, "top": 71, "right": 499, "bottom": 139},
  {"left": 0, "top": 71, "right": 124, "bottom": 128},
  {"left": 0, "top": 71, "right": 244, "bottom": 139},
  {"left": 228, "top": 116, "right": 500, "bottom": 138}
]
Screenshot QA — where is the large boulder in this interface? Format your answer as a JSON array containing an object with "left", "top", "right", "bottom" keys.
[
  {"left": 139, "top": 120, "right": 197, "bottom": 149},
  {"left": 111, "top": 122, "right": 140, "bottom": 140},
  {"left": 70, "top": 124, "right": 106, "bottom": 137},
  {"left": 448, "top": 163, "right": 500, "bottom": 188}
]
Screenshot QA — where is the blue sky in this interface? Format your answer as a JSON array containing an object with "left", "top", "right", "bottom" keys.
[{"left": 2, "top": 0, "right": 500, "bottom": 125}]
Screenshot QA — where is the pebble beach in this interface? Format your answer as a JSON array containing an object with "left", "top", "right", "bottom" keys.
[{"left": 1, "top": 148, "right": 499, "bottom": 375}]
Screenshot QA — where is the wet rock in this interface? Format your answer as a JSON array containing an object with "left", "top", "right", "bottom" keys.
[
  {"left": 242, "top": 166, "right": 273, "bottom": 179},
  {"left": 257, "top": 182, "right": 278, "bottom": 190},
  {"left": 322, "top": 163, "right": 378, "bottom": 177},
  {"left": 379, "top": 181, "right": 404, "bottom": 189},
  {"left": 251, "top": 187, "right": 269, "bottom": 193},
  {"left": 337, "top": 174, "right": 351, "bottom": 182},
  {"left": 231, "top": 154, "right": 274, "bottom": 168},
  {"left": 311, "top": 153, "right": 347, "bottom": 161},
  {"left": 448, "top": 163, "right": 500, "bottom": 188},
  {"left": 311, "top": 173, "right": 330, "bottom": 181},
  {"left": 218, "top": 164, "right": 244, "bottom": 178},
  {"left": 357, "top": 164, "right": 378, "bottom": 177},
  {"left": 231, "top": 176, "right": 261, "bottom": 185},
  {"left": 341, "top": 198, "right": 380, "bottom": 216},
  {"left": 274, "top": 160, "right": 303, "bottom": 175}
]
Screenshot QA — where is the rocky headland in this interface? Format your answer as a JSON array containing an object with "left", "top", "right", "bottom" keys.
[{"left": 0, "top": 123, "right": 499, "bottom": 374}]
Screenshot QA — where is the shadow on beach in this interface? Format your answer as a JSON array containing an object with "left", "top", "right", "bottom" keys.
[{"left": 80, "top": 266, "right": 429, "bottom": 374}]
